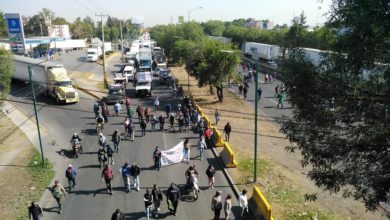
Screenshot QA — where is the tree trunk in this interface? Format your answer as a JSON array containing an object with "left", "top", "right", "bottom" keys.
[
  {"left": 209, "top": 85, "right": 214, "bottom": 95},
  {"left": 216, "top": 86, "right": 224, "bottom": 102}
]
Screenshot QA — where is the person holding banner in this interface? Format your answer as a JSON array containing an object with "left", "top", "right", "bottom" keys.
[{"left": 183, "top": 139, "right": 191, "bottom": 163}]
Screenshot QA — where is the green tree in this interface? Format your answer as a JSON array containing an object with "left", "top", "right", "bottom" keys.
[
  {"left": 0, "top": 11, "right": 8, "bottom": 38},
  {"left": 52, "top": 17, "right": 69, "bottom": 25},
  {"left": 109, "top": 26, "right": 119, "bottom": 42},
  {"left": 24, "top": 15, "right": 46, "bottom": 37},
  {"left": 281, "top": 0, "right": 390, "bottom": 211},
  {"left": 0, "top": 48, "right": 14, "bottom": 104},
  {"left": 202, "top": 20, "right": 225, "bottom": 36}
]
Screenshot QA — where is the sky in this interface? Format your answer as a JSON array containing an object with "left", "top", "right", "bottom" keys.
[{"left": 1, "top": 0, "right": 332, "bottom": 27}]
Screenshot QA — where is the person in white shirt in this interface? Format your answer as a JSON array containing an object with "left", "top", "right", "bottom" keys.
[
  {"left": 153, "top": 97, "right": 160, "bottom": 112},
  {"left": 239, "top": 188, "right": 248, "bottom": 217}
]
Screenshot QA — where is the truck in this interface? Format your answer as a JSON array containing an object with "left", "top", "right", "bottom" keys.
[
  {"left": 243, "top": 42, "right": 280, "bottom": 61},
  {"left": 50, "top": 39, "right": 86, "bottom": 52},
  {"left": 139, "top": 47, "right": 152, "bottom": 68},
  {"left": 300, "top": 48, "right": 323, "bottom": 66},
  {"left": 86, "top": 47, "right": 102, "bottom": 62},
  {"left": 13, "top": 55, "right": 79, "bottom": 104},
  {"left": 134, "top": 71, "right": 152, "bottom": 97}
]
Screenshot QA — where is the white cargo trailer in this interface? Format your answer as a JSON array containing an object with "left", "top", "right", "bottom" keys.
[{"left": 243, "top": 42, "right": 280, "bottom": 61}]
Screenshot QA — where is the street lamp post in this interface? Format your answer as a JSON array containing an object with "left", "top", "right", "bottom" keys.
[{"left": 221, "top": 50, "right": 259, "bottom": 182}]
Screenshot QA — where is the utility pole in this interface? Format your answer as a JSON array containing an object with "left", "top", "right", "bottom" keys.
[
  {"left": 120, "top": 20, "right": 124, "bottom": 62},
  {"left": 96, "top": 12, "right": 108, "bottom": 88},
  {"left": 28, "top": 66, "right": 45, "bottom": 167}
]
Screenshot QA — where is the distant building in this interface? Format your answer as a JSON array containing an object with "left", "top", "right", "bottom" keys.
[
  {"left": 243, "top": 19, "right": 274, "bottom": 30},
  {"left": 48, "top": 25, "right": 71, "bottom": 39}
]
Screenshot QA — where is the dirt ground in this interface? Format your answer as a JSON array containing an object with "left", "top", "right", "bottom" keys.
[{"left": 170, "top": 66, "right": 387, "bottom": 220}]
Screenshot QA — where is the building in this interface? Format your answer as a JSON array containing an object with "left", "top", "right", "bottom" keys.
[
  {"left": 243, "top": 19, "right": 274, "bottom": 30},
  {"left": 48, "top": 25, "right": 71, "bottom": 39}
]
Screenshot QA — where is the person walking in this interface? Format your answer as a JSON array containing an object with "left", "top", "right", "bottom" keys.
[
  {"left": 257, "top": 87, "right": 263, "bottom": 100},
  {"left": 51, "top": 180, "right": 67, "bottom": 214},
  {"left": 127, "top": 119, "right": 135, "bottom": 141},
  {"left": 101, "top": 164, "right": 114, "bottom": 195},
  {"left": 106, "top": 144, "right": 115, "bottom": 165},
  {"left": 97, "top": 146, "right": 107, "bottom": 168},
  {"left": 223, "top": 122, "right": 232, "bottom": 142},
  {"left": 28, "top": 202, "right": 44, "bottom": 220},
  {"left": 238, "top": 84, "right": 243, "bottom": 95},
  {"left": 98, "top": 133, "right": 106, "bottom": 148},
  {"left": 65, "top": 164, "right": 77, "bottom": 192},
  {"left": 125, "top": 96, "right": 130, "bottom": 111},
  {"left": 153, "top": 97, "right": 159, "bottom": 112},
  {"left": 167, "top": 183, "right": 181, "bottom": 216},
  {"left": 111, "top": 209, "right": 125, "bottom": 220},
  {"left": 214, "top": 108, "right": 220, "bottom": 125},
  {"left": 153, "top": 146, "right": 162, "bottom": 171},
  {"left": 152, "top": 184, "right": 163, "bottom": 218},
  {"left": 239, "top": 188, "right": 249, "bottom": 217},
  {"left": 277, "top": 91, "right": 286, "bottom": 108},
  {"left": 144, "top": 189, "right": 153, "bottom": 220},
  {"left": 183, "top": 139, "right": 191, "bottom": 163},
  {"left": 114, "top": 101, "right": 122, "bottom": 116},
  {"left": 224, "top": 194, "right": 232, "bottom": 220},
  {"left": 211, "top": 191, "right": 223, "bottom": 220},
  {"left": 150, "top": 114, "right": 157, "bottom": 132},
  {"left": 165, "top": 103, "right": 172, "bottom": 116},
  {"left": 198, "top": 136, "right": 206, "bottom": 160},
  {"left": 102, "top": 103, "right": 109, "bottom": 123},
  {"left": 158, "top": 114, "right": 165, "bottom": 132},
  {"left": 130, "top": 163, "right": 141, "bottom": 191},
  {"left": 169, "top": 113, "right": 175, "bottom": 131},
  {"left": 144, "top": 106, "right": 151, "bottom": 123},
  {"left": 206, "top": 164, "right": 216, "bottom": 189},
  {"left": 127, "top": 106, "right": 134, "bottom": 119},
  {"left": 243, "top": 86, "right": 248, "bottom": 99},
  {"left": 275, "top": 85, "right": 279, "bottom": 97},
  {"left": 204, "top": 126, "right": 213, "bottom": 148},
  {"left": 111, "top": 129, "right": 121, "bottom": 153},
  {"left": 140, "top": 118, "right": 147, "bottom": 136},
  {"left": 136, "top": 105, "right": 144, "bottom": 122},
  {"left": 121, "top": 162, "right": 131, "bottom": 192}
]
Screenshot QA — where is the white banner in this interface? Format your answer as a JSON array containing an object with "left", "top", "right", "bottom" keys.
[{"left": 161, "top": 141, "right": 184, "bottom": 167}]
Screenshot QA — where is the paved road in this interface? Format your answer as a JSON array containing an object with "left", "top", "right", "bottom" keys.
[{"left": 9, "top": 52, "right": 241, "bottom": 220}]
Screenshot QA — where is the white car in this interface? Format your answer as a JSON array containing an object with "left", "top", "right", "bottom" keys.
[{"left": 123, "top": 65, "right": 135, "bottom": 82}]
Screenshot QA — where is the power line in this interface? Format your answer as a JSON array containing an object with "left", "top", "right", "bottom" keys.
[
  {"left": 88, "top": 0, "right": 109, "bottom": 15},
  {"left": 74, "top": 0, "right": 96, "bottom": 14}
]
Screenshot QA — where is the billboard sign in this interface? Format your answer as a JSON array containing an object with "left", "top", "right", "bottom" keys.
[{"left": 5, "top": 13, "right": 26, "bottom": 54}]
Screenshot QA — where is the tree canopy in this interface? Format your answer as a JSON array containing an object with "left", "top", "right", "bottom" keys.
[
  {"left": 0, "top": 48, "right": 14, "bottom": 104},
  {"left": 281, "top": 0, "right": 390, "bottom": 211}
]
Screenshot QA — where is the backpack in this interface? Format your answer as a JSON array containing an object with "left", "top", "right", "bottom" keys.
[{"left": 66, "top": 168, "right": 73, "bottom": 179}]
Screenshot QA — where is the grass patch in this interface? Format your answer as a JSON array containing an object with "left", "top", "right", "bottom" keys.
[
  {"left": 13, "top": 149, "right": 54, "bottom": 220},
  {"left": 237, "top": 157, "right": 272, "bottom": 184}
]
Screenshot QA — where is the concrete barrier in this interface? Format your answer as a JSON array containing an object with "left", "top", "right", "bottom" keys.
[
  {"left": 211, "top": 127, "right": 225, "bottom": 147},
  {"left": 251, "top": 186, "right": 274, "bottom": 220},
  {"left": 220, "top": 143, "right": 238, "bottom": 168}
]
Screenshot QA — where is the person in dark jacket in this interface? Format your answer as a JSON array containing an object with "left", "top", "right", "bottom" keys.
[
  {"left": 140, "top": 118, "right": 147, "bottom": 136},
  {"left": 153, "top": 146, "right": 162, "bottom": 171},
  {"left": 28, "top": 202, "right": 44, "bottom": 220},
  {"left": 167, "top": 182, "right": 181, "bottom": 216},
  {"left": 144, "top": 189, "right": 153, "bottom": 219},
  {"left": 111, "top": 209, "right": 125, "bottom": 220},
  {"left": 111, "top": 129, "right": 121, "bottom": 153},
  {"left": 152, "top": 184, "right": 163, "bottom": 218},
  {"left": 223, "top": 122, "right": 232, "bottom": 142},
  {"left": 130, "top": 163, "right": 141, "bottom": 191}
]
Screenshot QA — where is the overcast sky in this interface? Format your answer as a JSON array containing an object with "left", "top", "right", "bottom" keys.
[{"left": 1, "top": 0, "right": 332, "bottom": 27}]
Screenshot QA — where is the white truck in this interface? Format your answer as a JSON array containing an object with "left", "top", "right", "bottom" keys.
[
  {"left": 50, "top": 39, "right": 86, "bottom": 52},
  {"left": 243, "top": 42, "right": 280, "bottom": 61},
  {"left": 139, "top": 47, "right": 153, "bottom": 68},
  {"left": 300, "top": 48, "right": 324, "bottom": 66},
  {"left": 134, "top": 71, "right": 152, "bottom": 97},
  {"left": 13, "top": 55, "right": 79, "bottom": 104},
  {"left": 87, "top": 47, "right": 102, "bottom": 62}
]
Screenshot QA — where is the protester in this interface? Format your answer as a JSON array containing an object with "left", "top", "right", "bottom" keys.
[
  {"left": 169, "top": 113, "right": 175, "bottom": 131},
  {"left": 102, "top": 103, "right": 109, "bottom": 123},
  {"left": 111, "top": 129, "right": 121, "bottom": 153},
  {"left": 214, "top": 108, "right": 220, "bottom": 125},
  {"left": 144, "top": 189, "right": 153, "bottom": 220},
  {"left": 121, "top": 162, "right": 131, "bottom": 192},
  {"left": 152, "top": 184, "right": 163, "bottom": 218},
  {"left": 130, "top": 163, "right": 141, "bottom": 191},
  {"left": 211, "top": 191, "right": 223, "bottom": 220},
  {"left": 101, "top": 164, "right": 114, "bottom": 195},
  {"left": 127, "top": 119, "right": 135, "bottom": 141},
  {"left": 98, "top": 146, "right": 107, "bottom": 168},
  {"left": 28, "top": 202, "right": 44, "bottom": 220},
  {"left": 167, "top": 183, "right": 181, "bottom": 216},
  {"left": 127, "top": 106, "right": 134, "bottom": 119},
  {"left": 51, "top": 180, "right": 67, "bottom": 214},
  {"left": 140, "top": 118, "right": 147, "bottom": 136},
  {"left": 223, "top": 122, "right": 232, "bottom": 142},
  {"left": 153, "top": 146, "right": 162, "bottom": 171},
  {"left": 114, "top": 101, "right": 122, "bottom": 116},
  {"left": 165, "top": 103, "right": 172, "bottom": 116},
  {"left": 158, "top": 114, "right": 165, "bottom": 132},
  {"left": 65, "top": 164, "right": 77, "bottom": 192},
  {"left": 198, "top": 136, "right": 206, "bottom": 160},
  {"left": 275, "top": 85, "right": 279, "bottom": 97},
  {"left": 239, "top": 188, "right": 249, "bottom": 217},
  {"left": 277, "top": 91, "right": 286, "bottom": 108},
  {"left": 136, "top": 105, "right": 143, "bottom": 122},
  {"left": 144, "top": 106, "right": 151, "bottom": 123},
  {"left": 206, "top": 164, "right": 216, "bottom": 189},
  {"left": 111, "top": 209, "right": 125, "bottom": 220},
  {"left": 98, "top": 133, "right": 106, "bottom": 148},
  {"left": 257, "top": 87, "right": 263, "bottom": 100},
  {"left": 224, "top": 194, "right": 232, "bottom": 220},
  {"left": 153, "top": 97, "right": 159, "bottom": 112},
  {"left": 243, "top": 86, "right": 248, "bottom": 99},
  {"left": 106, "top": 144, "right": 115, "bottom": 165},
  {"left": 204, "top": 126, "right": 213, "bottom": 148},
  {"left": 183, "top": 139, "right": 191, "bottom": 163},
  {"left": 125, "top": 96, "right": 130, "bottom": 110}
]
